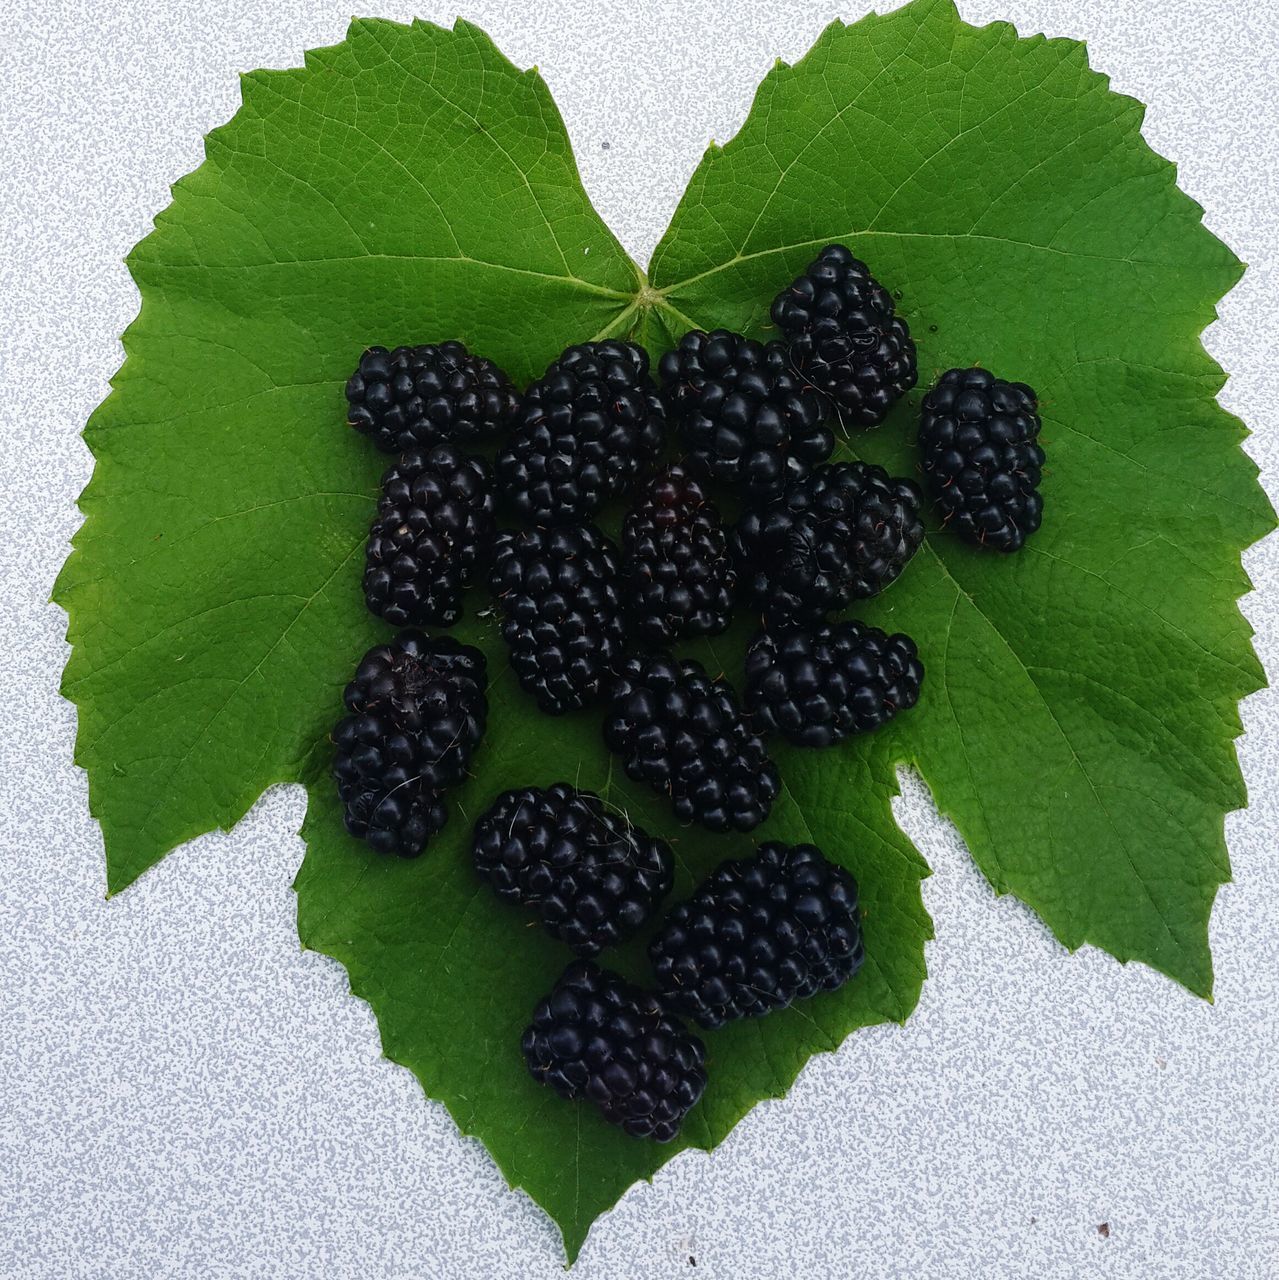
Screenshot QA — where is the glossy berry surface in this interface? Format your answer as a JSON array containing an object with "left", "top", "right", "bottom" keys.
[
  {"left": 918, "top": 367, "right": 1044, "bottom": 552},
  {"left": 744, "top": 620, "right": 924, "bottom": 747},
  {"left": 621, "top": 465, "right": 737, "bottom": 647},
  {"left": 345, "top": 341, "right": 520, "bottom": 453},
  {"left": 496, "top": 340, "right": 665, "bottom": 524},
  {"left": 331, "top": 632, "right": 487, "bottom": 857},
  {"left": 649, "top": 842, "right": 864, "bottom": 1028},
  {"left": 659, "top": 329, "right": 833, "bottom": 499},
  {"left": 362, "top": 445, "right": 494, "bottom": 628},
  {"left": 603, "top": 652, "right": 779, "bottom": 833},
  {"left": 732, "top": 461, "right": 925, "bottom": 626},
  {"left": 522, "top": 961, "right": 707, "bottom": 1141},
  {"left": 473, "top": 783, "right": 673, "bottom": 955},
  {"left": 489, "top": 523, "right": 627, "bottom": 715},
  {"left": 770, "top": 244, "right": 917, "bottom": 427}
]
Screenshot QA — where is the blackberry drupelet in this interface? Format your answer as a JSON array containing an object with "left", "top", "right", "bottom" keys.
[
  {"left": 602, "top": 652, "right": 779, "bottom": 833},
  {"left": 345, "top": 341, "right": 520, "bottom": 454},
  {"left": 650, "top": 842, "right": 864, "bottom": 1028},
  {"left": 362, "top": 445, "right": 495, "bottom": 628},
  {"left": 472, "top": 784, "right": 674, "bottom": 955},
  {"left": 489, "top": 523, "right": 627, "bottom": 715},
  {"left": 918, "top": 367, "right": 1044, "bottom": 552},
  {"left": 770, "top": 244, "right": 917, "bottom": 427},
  {"left": 496, "top": 340, "right": 665, "bottom": 524},
  {"left": 732, "top": 461, "right": 925, "bottom": 627},
  {"left": 522, "top": 961, "right": 707, "bottom": 1141},
  {"left": 621, "top": 465, "right": 737, "bottom": 647},
  {"left": 744, "top": 621, "right": 924, "bottom": 748},
  {"left": 332, "top": 632, "right": 487, "bottom": 857},
  {"left": 658, "top": 329, "right": 833, "bottom": 500}
]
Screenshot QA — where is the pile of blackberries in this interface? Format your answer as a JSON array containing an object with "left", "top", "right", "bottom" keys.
[{"left": 332, "top": 246, "right": 1046, "bottom": 1141}]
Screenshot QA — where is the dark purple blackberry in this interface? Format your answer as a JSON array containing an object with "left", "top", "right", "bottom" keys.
[
  {"left": 495, "top": 340, "right": 665, "bottom": 524},
  {"left": 770, "top": 245, "right": 917, "bottom": 427},
  {"left": 345, "top": 341, "right": 520, "bottom": 453},
  {"left": 621, "top": 465, "right": 736, "bottom": 647},
  {"left": 649, "top": 842, "right": 864, "bottom": 1029},
  {"left": 522, "top": 961, "right": 707, "bottom": 1141},
  {"left": 362, "top": 445, "right": 494, "bottom": 628},
  {"left": 489, "top": 524, "right": 626, "bottom": 715},
  {"left": 602, "top": 651, "right": 779, "bottom": 833},
  {"left": 331, "top": 632, "right": 487, "bottom": 857},
  {"left": 744, "top": 621, "right": 923, "bottom": 748},
  {"left": 918, "top": 367, "right": 1044, "bottom": 552},
  {"left": 472, "top": 784, "right": 673, "bottom": 955},
  {"left": 732, "top": 462, "right": 924, "bottom": 627},
  {"left": 658, "top": 329, "right": 832, "bottom": 500}
]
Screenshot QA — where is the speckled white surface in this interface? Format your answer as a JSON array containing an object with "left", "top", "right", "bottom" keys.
[{"left": 2, "top": 1, "right": 1277, "bottom": 1275}]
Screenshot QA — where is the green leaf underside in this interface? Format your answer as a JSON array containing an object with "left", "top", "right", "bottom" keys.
[{"left": 54, "top": 0, "right": 1270, "bottom": 1260}]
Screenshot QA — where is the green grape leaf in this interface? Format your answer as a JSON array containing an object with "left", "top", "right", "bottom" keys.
[
  {"left": 647, "top": 0, "right": 1272, "bottom": 999},
  {"left": 55, "top": 0, "right": 1270, "bottom": 1261}
]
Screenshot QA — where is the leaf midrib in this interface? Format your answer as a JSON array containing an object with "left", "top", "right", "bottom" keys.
[{"left": 653, "top": 227, "right": 1201, "bottom": 302}]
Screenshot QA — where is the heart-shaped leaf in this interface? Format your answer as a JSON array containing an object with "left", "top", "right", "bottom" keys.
[{"left": 56, "top": 0, "right": 1270, "bottom": 1261}]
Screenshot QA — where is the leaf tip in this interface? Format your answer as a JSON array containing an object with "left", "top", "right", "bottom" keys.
[{"left": 905, "top": 0, "right": 962, "bottom": 28}]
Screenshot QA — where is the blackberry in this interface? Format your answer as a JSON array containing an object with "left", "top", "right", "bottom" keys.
[
  {"left": 621, "top": 465, "right": 736, "bottom": 647},
  {"left": 362, "top": 445, "right": 495, "bottom": 628},
  {"left": 472, "top": 784, "right": 673, "bottom": 955},
  {"left": 658, "top": 329, "right": 832, "bottom": 499},
  {"left": 522, "top": 961, "right": 707, "bottom": 1141},
  {"left": 732, "top": 462, "right": 924, "bottom": 627},
  {"left": 744, "top": 621, "right": 923, "bottom": 748},
  {"left": 332, "top": 632, "right": 487, "bottom": 857},
  {"left": 918, "top": 367, "right": 1044, "bottom": 552},
  {"left": 489, "top": 524, "right": 626, "bottom": 715},
  {"left": 496, "top": 340, "right": 665, "bottom": 524},
  {"left": 650, "top": 842, "right": 864, "bottom": 1029},
  {"left": 770, "top": 244, "right": 917, "bottom": 427},
  {"left": 603, "top": 652, "right": 779, "bottom": 833},
  {"left": 345, "top": 341, "right": 520, "bottom": 453}
]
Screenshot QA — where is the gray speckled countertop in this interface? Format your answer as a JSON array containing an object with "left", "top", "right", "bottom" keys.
[{"left": 1, "top": 1, "right": 1276, "bottom": 1276}]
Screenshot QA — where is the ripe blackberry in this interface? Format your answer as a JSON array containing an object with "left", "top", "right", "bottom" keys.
[
  {"left": 650, "top": 842, "right": 864, "bottom": 1029},
  {"left": 489, "top": 524, "right": 626, "bottom": 715},
  {"left": 472, "top": 784, "right": 673, "bottom": 955},
  {"left": 331, "top": 632, "right": 487, "bottom": 857},
  {"left": 603, "top": 652, "right": 779, "bottom": 833},
  {"left": 744, "top": 621, "right": 923, "bottom": 748},
  {"left": 918, "top": 367, "right": 1044, "bottom": 552},
  {"left": 732, "top": 462, "right": 924, "bottom": 627},
  {"left": 362, "top": 445, "right": 495, "bottom": 628},
  {"left": 770, "top": 244, "right": 917, "bottom": 427},
  {"left": 658, "top": 329, "right": 833, "bottom": 499},
  {"left": 522, "top": 961, "right": 707, "bottom": 1141},
  {"left": 345, "top": 341, "right": 520, "bottom": 453},
  {"left": 496, "top": 340, "right": 665, "bottom": 524},
  {"left": 621, "top": 465, "right": 736, "bottom": 647}
]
